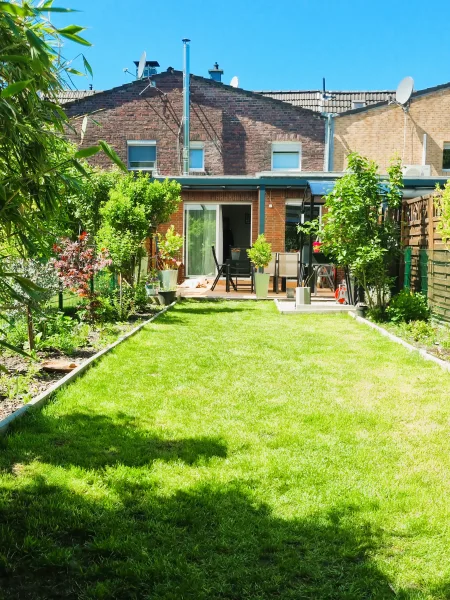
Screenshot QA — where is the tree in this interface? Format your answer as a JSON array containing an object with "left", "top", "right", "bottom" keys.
[
  {"left": 435, "top": 181, "right": 450, "bottom": 248},
  {"left": 0, "top": 0, "right": 126, "bottom": 352},
  {"left": 96, "top": 174, "right": 181, "bottom": 283},
  {"left": 320, "top": 153, "right": 403, "bottom": 309}
]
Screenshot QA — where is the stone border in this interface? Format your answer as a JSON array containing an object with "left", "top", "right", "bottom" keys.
[
  {"left": 349, "top": 312, "right": 450, "bottom": 374},
  {"left": 0, "top": 301, "right": 176, "bottom": 436}
]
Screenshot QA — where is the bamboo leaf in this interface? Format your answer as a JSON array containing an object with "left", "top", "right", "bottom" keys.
[
  {"left": 57, "top": 25, "right": 85, "bottom": 35},
  {"left": 74, "top": 145, "right": 101, "bottom": 159},
  {"left": 0, "top": 55, "right": 32, "bottom": 64},
  {"left": 66, "top": 68, "right": 85, "bottom": 76},
  {"left": 82, "top": 54, "right": 93, "bottom": 78},
  {"left": 1, "top": 79, "right": 33, "bottom": 98},
  {"left": 98, "top": 140, "right": 127, "bottom": 172},
  {"left": 58, "top": 32, "right": 91, "bottom": 47},
  {"left": 0, "top": 2, "right": 33, "bottom": 16}
]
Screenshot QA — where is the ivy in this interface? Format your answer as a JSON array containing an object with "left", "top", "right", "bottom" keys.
[{"left": 435, "top": 181, "right": 450, "bottom": 248}]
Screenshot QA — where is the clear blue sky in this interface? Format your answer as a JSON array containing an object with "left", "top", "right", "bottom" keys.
[{"left": 55, "top": 0, "right": 450, "bottom": 93}]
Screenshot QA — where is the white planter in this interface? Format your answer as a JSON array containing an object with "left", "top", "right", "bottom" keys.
[
  {"left": 158, "top": 269, "right": 178, "bottom": 291},
  {"left": 295, "top": 286, "right": 311, "bottom": 306},
  {"left": 254, "top": 272, "right": 270, "bottom": 299}
]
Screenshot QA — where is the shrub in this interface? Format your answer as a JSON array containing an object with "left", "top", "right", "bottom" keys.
[
  {"left": 247, "top": 235, "right": 272, "bottom": 269},
  {"left": 401, "top": 320, "right": 437, "bottom": 343},
  {"left": 134, "top": 282, "right": 149, "bottom": 312},
  {"left": 386, "top": 290, "right": 430, "bottom": 323}
]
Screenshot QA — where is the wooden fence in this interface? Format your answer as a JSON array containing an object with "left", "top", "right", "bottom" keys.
[{"left": 402, "top": 193, "right": 450, "bottom": 322}]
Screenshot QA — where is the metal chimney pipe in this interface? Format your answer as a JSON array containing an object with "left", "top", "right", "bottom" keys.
[{"left": 182, "top": 38, "right": 190, "bottom": 175}]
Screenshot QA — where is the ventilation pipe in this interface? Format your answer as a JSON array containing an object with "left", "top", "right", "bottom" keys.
[
  {"left": 182, "top": 38, "right": 191, "bottom": 175},
  {"left": 422, "top": 133, "right": 427, "bottom": 166}
]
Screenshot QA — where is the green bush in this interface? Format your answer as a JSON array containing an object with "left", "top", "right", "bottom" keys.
[
  {"left": 400, "top": 320, "right": 437, "bottom": 343},
  {"left": 386, "top": 290, "right": 430, "bottom": 323},
  {"left": 134, "top": 282, "right": 148, "bottom": 312}
]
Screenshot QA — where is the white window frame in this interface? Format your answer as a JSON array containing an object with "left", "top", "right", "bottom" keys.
[
  {"left": 352, "top": 100, "right": 366, "bottom": 109},
  {"left": 189, "top": 141, "right": 205, "bottom": 172},
  {"left": 271, "top": 142, "right": 302, "bottom": 172},
  {"left": 443, "top": 142, "right": 450, "bottom": 171},
  {"left": 127, "top": 140, "right": 157, "bottom": 172}
]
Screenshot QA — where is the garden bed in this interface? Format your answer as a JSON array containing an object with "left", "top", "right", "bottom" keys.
[
  {"left": 0, "top": 313, "right": 159, "bottom": 421},
  {"left": 367, "top": 318, "right": 450, "bottom": 363}
]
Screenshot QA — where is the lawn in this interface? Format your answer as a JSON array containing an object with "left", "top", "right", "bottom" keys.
[{"left": 1, "top": 300, "right": 450, "bottom": 599}]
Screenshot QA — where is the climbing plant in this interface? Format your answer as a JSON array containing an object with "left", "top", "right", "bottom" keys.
[{"left": 435, "top": 181, "right": 450, "bottom": 248}]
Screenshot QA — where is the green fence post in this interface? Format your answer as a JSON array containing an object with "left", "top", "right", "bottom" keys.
[
  {"left": 404, "top": 247, "right": 412, "bottom": 290},
  {"left": 419, "top": 249, "right": 428, "bottom": 295}
]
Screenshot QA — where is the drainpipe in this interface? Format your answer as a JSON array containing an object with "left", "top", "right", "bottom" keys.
[
  {"left": 323, "top": 113, "right": 330, "bottom": 172},
  {"left": 258, "top": 185, "right": 265, "bottom": 235},
  {"left": 328, "top": 114, "right": 335, "bottom": 172},
  {"left": 182, "top": 38, "right": 190, "bottom": 175},
  {"left": 422, "top": 133, "right": 427, "bottom": 166}
]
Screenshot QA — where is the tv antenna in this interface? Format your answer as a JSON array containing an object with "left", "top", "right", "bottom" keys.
[
  {"left": 230, "top": 76, "right": 239, "bottom": 88},
  {"left": 137, "top": 50, "right": 147, "bottom": 80},
  {"left": 395, "top": 76, "right": 414, "bottom": 109}
]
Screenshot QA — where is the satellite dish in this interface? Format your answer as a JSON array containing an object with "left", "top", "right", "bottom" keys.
[
  {"left": 230, "top": 76, "right": 239, "bottom": 88},
  {"left": 396, "top": 76, "right": 414, "bottom": 105},
  {"left": 137, "top": 50, "right": 147, "bottom": 79}
]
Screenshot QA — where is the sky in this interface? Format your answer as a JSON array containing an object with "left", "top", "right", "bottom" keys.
[{"left": 54, "top": 0, "right": 450, "bottom": 93}]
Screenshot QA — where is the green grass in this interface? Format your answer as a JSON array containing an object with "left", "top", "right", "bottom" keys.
[{"left": 1, "top": 300, "right": 450, "bottom": 599}]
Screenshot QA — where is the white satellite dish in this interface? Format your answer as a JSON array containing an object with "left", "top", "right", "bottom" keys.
[
  {"left": 137, "top": 50, "right": 147, "bottom": 79},
  {"left": 396, "top": 76, "right": 414, "bottom": 105},
  {"left": 230, "top": 76, "right": 239, "bottom": 88}
]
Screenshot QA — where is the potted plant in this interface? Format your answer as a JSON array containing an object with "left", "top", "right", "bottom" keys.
[
  {"left": 247, "top": 234, "right": 272, "bottom": 299},
  {"left": 231, "top": 247, "right": 240, "bottom": 261},
  {"left": 145, "top": 269, "right": 160, "bottom": 296},
  {"left": 157, "top": 225, "right": 183, "bottom": 293}
]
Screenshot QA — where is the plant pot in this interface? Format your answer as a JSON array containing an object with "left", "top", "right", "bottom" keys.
[
  {"left": 145, "top": 283, "right": 159, "bottom": 297},
  {"left": 158, "top": 269, "right": 178, "bottom": 291},
  {"left": 356, "top": 304, "right": 368, "bottom": 318},
  {"left": 295, "top": 286, "right": 311, "bottom": 305},
  {"left": 231, "top": 251, "right": 240, "bottom": 260},
  {"left": 254, "top": 272, "right": 270, "bottom": 299},
  {"left": 158, "top": 290, "right": 177, "bottom": 305}
]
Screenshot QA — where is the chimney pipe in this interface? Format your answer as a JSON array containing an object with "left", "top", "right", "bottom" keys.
[
  {"left": 208, "top": 62, "right": 223, "bottom": 83},
  {"left": 182, "top": 38, "right": 190, "bottom": 176}
]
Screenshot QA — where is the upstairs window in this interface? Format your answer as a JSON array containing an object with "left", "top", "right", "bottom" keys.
[
  {"left": 443, "top": 143, "right": 450, "bottom": 171},
  {"left": 189, "top": 142, "right": 205, "bottom": 172},
  {"left": 271, "top": 142, "right": 301, "bottom": 171},
  {"left": 127, "top": 141, "right": 157, "bottom": 171}
]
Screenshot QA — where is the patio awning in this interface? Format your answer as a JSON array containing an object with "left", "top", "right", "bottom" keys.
[{"left": 306, "top": 180, "right": 336, "bottom": 197}]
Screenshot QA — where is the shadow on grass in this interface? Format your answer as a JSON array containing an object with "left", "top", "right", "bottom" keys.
[
  {"left": 0, "top": 411, "right": 227, "bottom": 470},
  {"left": 0, "top": 476, "right": 424, "bottom": 599}
]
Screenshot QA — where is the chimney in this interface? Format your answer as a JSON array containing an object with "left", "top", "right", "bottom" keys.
[
  {"left": 133, "top": 60, "right": 160, "bottom": 78},
  {"left": 208, "top": 62, "right": 223, "bottom": 83}
]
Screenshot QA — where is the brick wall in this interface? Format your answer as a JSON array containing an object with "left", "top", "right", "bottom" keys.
[
  {"left": 333, "top": 87, "right": 450, "bottom": 175},
  {"left": 65, "top": 71, "right": 325, "bottom": 176}
]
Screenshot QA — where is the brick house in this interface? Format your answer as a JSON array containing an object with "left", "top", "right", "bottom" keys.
[
  {"left": 332, "top": 81, "right": 450, "bottom": 179},
  {"left": 63, "top": 67, "right": 330, "bottom": 277}
]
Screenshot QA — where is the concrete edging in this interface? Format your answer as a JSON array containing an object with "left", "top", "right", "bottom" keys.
[
  {"left": 349, "top": 312, "right": 450, "bottom": 374},
  {"left": 0, "top": 301, "right": 177, "bottom": 436}
]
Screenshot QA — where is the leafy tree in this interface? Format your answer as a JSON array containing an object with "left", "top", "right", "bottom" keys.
[
  {"left": 0, "top": 0, "right": 125, "bottom": 352},
  {"left": 435, "top": 181, "right": 450, "bottom": 248},
  {"left": 96, "top": 174, "right": 181, "bottom": 283},
  {"left": 320, "top": 153, "right": 403, "bottom": 309}
]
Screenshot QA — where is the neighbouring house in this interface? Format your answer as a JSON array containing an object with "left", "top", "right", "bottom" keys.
[{"left": 332, "top": 81, "right": 450, "bottom": 179}]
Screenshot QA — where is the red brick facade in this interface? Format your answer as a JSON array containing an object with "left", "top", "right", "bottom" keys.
[
  {"left": 65, "top": 71, "right": 325, "bottom": 176},
  {"left": 65, "top": 72, "right": 326, "bottom": 267}
]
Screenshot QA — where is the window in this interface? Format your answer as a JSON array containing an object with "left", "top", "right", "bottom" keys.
[
  {"left": 189, "top": 142, "right": 205, "bottom": 172},
  {"left": 285, "top": 201, "right": 321, "bottom": 252},
  {"left": 443, "top": 143, "right": 450, "bottom": 170},
  {"left": 271, "top": 142, "right": 301, "bottom": 171},
  {"left": 352, "top": 101, "right": 365, "bottom": 109},
  {"left": 127, "top": 141, "right": 156, "bottom": 171}
]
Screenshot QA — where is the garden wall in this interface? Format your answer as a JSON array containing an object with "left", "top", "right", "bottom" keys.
[{"left": 402, "top": 193, "right": 450, "bottom": 322}]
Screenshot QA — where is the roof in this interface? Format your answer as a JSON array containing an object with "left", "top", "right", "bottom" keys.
[
  {"left": 57, "top": 90, "right": 101, "bottom": 104},
  {"left": 256, "top": 90, "right": 394, "bottom": 113},
  {"left": 306, "top": 180, "right": 336, "bottom": 196},
  {"left": 336, "top": 80, "right": 450, "bottom": 117}
]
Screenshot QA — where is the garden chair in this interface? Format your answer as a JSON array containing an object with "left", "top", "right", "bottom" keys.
[
  {"left": 211, "top": 246, "right": 236, "bottom": 291},
  {"left": 263, "top": 252, "right": 278, "bottom": 293},
  {"left": 275, "top": 252, "right": 301, "bottom": 293}
]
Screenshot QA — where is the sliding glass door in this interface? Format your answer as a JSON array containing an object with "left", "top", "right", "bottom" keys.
[{"left": 185, "top": 204, "right": 218, "bottom": 276}]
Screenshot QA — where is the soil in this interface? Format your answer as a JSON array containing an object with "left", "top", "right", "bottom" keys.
[{"left": 0, "top": 316, "right": 154, "bottom": 423}]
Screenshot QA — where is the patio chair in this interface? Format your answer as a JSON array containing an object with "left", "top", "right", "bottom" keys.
[
  {"left": 226, "top": 249, "right": 254, "bottom": 293},
  {"left": 275, "top": 252, "right": 301, "bottom": 293},
  {"left": 211, "top": 246, "right": 237, "bottom": 292},
  {"left": 263, "top": 252, "right": 278, "bottom": 293}
]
